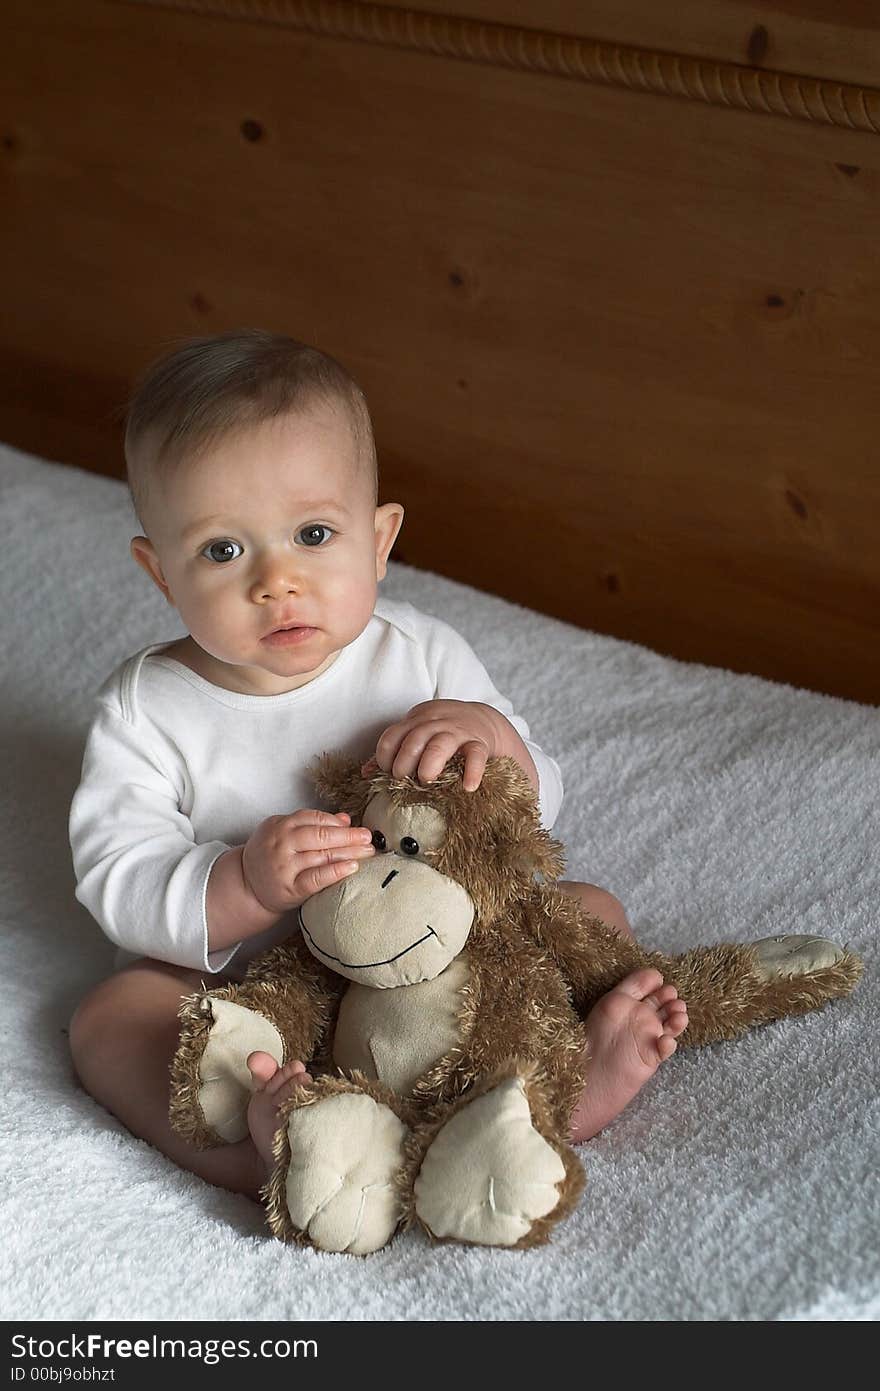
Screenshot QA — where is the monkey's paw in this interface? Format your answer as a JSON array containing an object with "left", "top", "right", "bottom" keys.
[{"left": 414, "top": 1077, "right": 566, "bottom": 1247}]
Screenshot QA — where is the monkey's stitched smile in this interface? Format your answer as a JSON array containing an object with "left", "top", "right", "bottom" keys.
[{"left": 298, "top": 909, "right": 438, "bottom": 969}]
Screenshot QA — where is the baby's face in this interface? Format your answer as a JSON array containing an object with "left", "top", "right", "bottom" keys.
[{"left": 130, "top": 405, "right": 403, "bottom": 695}]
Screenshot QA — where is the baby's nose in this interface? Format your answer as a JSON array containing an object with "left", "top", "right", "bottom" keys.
[
  {"left": 251, "top": 580, "right": 298, "bottom": 602},
  {"left": 249, "top": 555, "right": 302, "bottom": 601}
]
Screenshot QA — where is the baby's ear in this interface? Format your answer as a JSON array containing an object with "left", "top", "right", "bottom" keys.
[{"left": 310, "top": 751, "right": 376, "bottom": 818}]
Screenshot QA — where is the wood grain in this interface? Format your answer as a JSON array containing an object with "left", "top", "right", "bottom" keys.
[
  {"left": 123, "top": 0, "right": 880, "bottom": 132},
  {"left": 397, "top": 1, "right": 880, "bottom": 91},
  {"left": 2, "top": 0, "right": 879, "bottom": 702}
]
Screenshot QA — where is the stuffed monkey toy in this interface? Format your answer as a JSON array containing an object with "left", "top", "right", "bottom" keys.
[{"left": 169, "top": 754, "right": 861, "bottom": 1253}]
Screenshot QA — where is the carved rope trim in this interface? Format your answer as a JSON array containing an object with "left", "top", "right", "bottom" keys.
[{"left": 120, "top": 0, "right": 880, "bottom": 134}]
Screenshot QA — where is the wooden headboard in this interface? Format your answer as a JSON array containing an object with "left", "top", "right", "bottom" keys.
[{"left": 4, "top": 0, "right": 880, "bottom": 703}]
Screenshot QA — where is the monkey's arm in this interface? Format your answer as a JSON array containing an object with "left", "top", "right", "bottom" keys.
[{"left": 170, "top": 933, "right": 345, "bottom": 1147}]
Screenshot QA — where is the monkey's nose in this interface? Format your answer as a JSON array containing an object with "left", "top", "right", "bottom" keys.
[{"left": 381, "top": 870, "right": 398, "bottom": 889}]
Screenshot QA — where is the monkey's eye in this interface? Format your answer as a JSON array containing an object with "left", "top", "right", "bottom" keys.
[
  {"left": 400, "top": 836, "right": 420, "bottom": 856},
  {"left": 371, "top": 829, "right": 387, "bottom": 852}
]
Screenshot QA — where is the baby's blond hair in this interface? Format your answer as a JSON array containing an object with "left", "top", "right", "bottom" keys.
[{"left": 124, "top": 329, "right": 377, "bottom": 528}]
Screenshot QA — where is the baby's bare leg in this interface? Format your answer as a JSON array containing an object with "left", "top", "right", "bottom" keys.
[
  {"left": 558, "top": 881, "right": 635, "bottom": 939},
  {"left": 69, "top": 959, "right": 265, "bottom": 1202}
]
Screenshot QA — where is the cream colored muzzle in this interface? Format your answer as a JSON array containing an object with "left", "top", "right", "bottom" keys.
[{"left": 299, "top": 852, "right": 475, "bottom": 988}]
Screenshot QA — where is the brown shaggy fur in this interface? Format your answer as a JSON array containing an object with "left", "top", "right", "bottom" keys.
[{"left": 169, "top": 753, "right": 862, "bottom": 1253}]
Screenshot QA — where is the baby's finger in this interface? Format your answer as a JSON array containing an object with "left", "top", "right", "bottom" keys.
[
  {"left": 294, "top": 844, "right": 376, "bottom": 879},
  {"left": 373, "top": 718, "right": 421, "bottom": 771},
  {"left": 295, "top": 857, "right": 363, "bottom": 899},
  {"left": 285, "top": 808, "right": 354, "bottom": 828},
  {"left": 461, "top": 740, "right": 490, "bottom": 792},
  {"left": 389, "top": 727, "right": 444, "bottom": 780},
  {"left": 415, "top": 731, "right": 464, "bottom": 784},
  {"left": 289, "top": 822, "right": 374, "bottom": 852}
]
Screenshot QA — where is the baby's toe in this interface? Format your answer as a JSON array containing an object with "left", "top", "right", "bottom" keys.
[
  {"left": 645, "top": 983, "right": 679, "bottom": 1010},
  {"left": 656, "top": 1035, "right": 679, "bottom": 1062},
  {"left": 661, "top": 1002, "right": 689, "bottom": 1037},
  {"left": 617, "top": 968, "right": 665, "bottom": 1001},
  {"left": 247, "top": 1050, "right": 280, "bottom": 1088},
  {"left": 265, "top": 1059, "right": 311, "bottom": 1097}
]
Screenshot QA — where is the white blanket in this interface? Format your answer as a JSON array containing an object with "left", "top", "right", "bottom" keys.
[{"left": 1, "top": 443, "right": 876, "bottom": 1322}]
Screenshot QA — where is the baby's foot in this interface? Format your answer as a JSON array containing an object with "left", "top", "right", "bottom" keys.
[
  {"left": 246, "top": 1051, "right": 313, "bottom": 1171},
  {"left": 570, "top": 968, "right": 688, "bottom": 1143}
]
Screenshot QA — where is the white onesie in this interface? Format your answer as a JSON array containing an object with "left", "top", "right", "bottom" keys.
[{"left": 69, "top": 596, "right": 563, "bottom": 980}]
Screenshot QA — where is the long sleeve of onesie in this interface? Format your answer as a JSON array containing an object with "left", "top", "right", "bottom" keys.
[{"left": 69, "top": 700, "right": 236, "bottom": 973}]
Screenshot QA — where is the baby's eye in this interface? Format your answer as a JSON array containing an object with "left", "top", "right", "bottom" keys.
[
  {"left": 296, "top": 525, "right": 334, "bottom": 548},
  {"left": 201, "top": 539, "right": 243, "bottom": 564}
]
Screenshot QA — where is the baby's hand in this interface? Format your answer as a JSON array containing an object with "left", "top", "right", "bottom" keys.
[
  {"left": 364, "top": 700, "right": 501, "bottom": 792},
  {"left": 241, "top": 810, "right": 375, "bottom": 915}
]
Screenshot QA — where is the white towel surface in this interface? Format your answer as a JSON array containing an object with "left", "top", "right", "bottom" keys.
[{"left": 0, "top": 443, "right": 876, "bottom": 1322}]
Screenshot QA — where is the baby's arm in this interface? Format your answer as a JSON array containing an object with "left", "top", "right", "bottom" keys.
[
  {"left": 70, "top": 701, "right": 373, "bottom": 971},
  {"left": 365, "top": 608, "right": 563, "bottom": 826}
]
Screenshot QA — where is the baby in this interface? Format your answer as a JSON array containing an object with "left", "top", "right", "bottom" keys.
[{"left": 68, "top": 329, "right": 687, "bottom": 1202}]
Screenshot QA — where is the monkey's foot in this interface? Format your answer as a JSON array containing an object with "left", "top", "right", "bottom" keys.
[
  {"left": 272, "top": 1090, "right": 408, "bottom": 1255},
  {"left": 188, "top": 997, "right": 284, "bottom": 1144},
  {"left": 751, "top": 934, "right": 844, "bottom": 981},
  {"left": 414, "top": 1077, "right": 567, "bottom": 1247}
]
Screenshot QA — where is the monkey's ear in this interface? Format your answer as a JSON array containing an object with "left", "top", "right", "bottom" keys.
[
  {"left": 309, "top": 751, "right": 376, "bottom": 818},
  {"left": 470, "top": 758, "right": 567, "bottom": 882},
  {"left": 508, "top": 823, "right": 567, "bottom": 882}
]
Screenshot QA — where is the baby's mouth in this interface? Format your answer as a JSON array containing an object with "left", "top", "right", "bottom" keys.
[{"left": 262, "top": 624, "right": 316, "bottom": 645}]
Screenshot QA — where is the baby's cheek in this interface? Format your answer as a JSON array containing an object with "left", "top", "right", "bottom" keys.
[
  {"left": 184, "top": 589, "right": 242, "bottom": 655},
  {"left": 328, "top": 572, "right": 377, "bottom": 634}
]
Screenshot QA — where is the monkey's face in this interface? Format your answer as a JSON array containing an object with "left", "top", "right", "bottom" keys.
[{"left": 299, "top": 794, "right": 475, "bottom": 988}]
